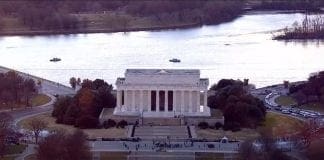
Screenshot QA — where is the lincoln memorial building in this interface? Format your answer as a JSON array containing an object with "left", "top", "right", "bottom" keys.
[{"left": 113, "top": 69, "right": 211, "bottom": 117}]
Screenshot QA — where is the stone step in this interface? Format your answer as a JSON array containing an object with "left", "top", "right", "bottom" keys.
[
  {"left": 133, "top": 126, "right": 189, "bottom": 139},
  {"left": 128, "top": 152, "right": 195, "bottom": 160}
]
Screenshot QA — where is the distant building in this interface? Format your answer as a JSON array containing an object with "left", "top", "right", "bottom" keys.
[{"left": 113, "top": 69, "right": 211, "bottom": 117}]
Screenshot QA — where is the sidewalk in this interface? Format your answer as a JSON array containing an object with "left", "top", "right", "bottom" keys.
[
  {"left": 0, "top": 93, "right": 56, "bottom": 113},
  {"left": 15, "top": 144, "right": 37, "bottom": 160}
]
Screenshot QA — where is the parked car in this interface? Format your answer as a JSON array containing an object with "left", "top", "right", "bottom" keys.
[
  {"left": 281, "top": 109, "right": 290, "bottom": 114},
  {"left": 274, "top": 106, "right": 282, "bottom": 111}
]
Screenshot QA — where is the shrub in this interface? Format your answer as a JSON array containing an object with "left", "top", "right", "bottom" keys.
[
  {"left": 117, "top": 120, "right": 128, "bottom": 128},
  {"left": 215, "top": 122, "right": 223, "bottom": 130},
  {"left": 198, "top": 122, "right": 209, "bottom": 129},
  {"left": 103, "top": 119, "right": 116, "bottom": 129},
  {"left": 76, "top": 115, "right": 99, "bottom": 129},
  {"left": 224, "top": 122, "right": 241, "bottom": 132},
  {"left": 223, "top": 122, "right": 233, "bottom": 131},
  {"left": 231, "top": 125, "right": 241, "bottom": 132}
]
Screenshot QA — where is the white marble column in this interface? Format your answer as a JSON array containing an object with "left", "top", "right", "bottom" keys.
[
  {"left": 196, "top": 91, "right": 200, "bottom": 112},
  {"left": 148, "top": 90, "right": 151, "bottom": 112},
  {"left": 173, "top": 90, "right": 176, "bottom": 112},
  {"left": 124, "top": 89, "right": 128, "bottom": 111},
  {"left": 165, "top": 90, "right": 168, "bottom": 112},
  {"left": 156, "top": 90, "right": 160, "bottom": 112},
  {"left": 181, "top": 90, "right": 184, "bottom": 113},
  {"left": 204, "top": 90, "right": 207, "bottom": 109},
  {"left": 132, "top": 90, "right": 135, "bottom": 111},
  {"left": 117, "top": 90, "right": 121, "bottom": 111},
  {"left": 189, "top": 90, "right": 192, "bottom": 113},
  {"left": 140, "top": 90, "right": 143, "bottom": 112}
]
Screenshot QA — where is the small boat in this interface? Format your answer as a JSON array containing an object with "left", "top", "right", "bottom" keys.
[
  {"left": 50, "top": 57, "right": 61, "bottom": 62},
  {"left": 169, "top": 58, "right": 181, "bottom": 63}
]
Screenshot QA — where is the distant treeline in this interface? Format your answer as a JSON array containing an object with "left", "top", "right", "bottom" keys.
[
  {"left": 0, "top": 0, "right": 323, "bottom": 33},
  {"left": 252, "top": 0, "right": 324, "bottom": 11},
  {"left": 275, "top": 15, "right": 324, "bottom": 40},
  {"left": 0, "top": 0, "right": 244, "bottom": 31}
]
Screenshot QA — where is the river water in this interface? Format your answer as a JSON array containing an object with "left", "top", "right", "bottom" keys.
[{"left": 1, "top": 12, "right": 324, "bottom": 88}]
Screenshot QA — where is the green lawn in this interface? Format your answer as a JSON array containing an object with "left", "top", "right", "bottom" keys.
[
  {"left": 263, "top": 112, "right": 304, "bottom": 136},
  {"left": 274, "top": 95, "right": 297, "bottom": 106},
  {"left": 0, "top": 144, "right": 27, "bottom": 160},
  {"left": 0, "top": 156, "right": 17, "bottom": 160},
  {"left": 99, "top": 152, "right": 128, "bottom": 160},
  {"left": 6, "top": 144, "right": 27, "bottom": 155},
  {"left": 31, "top": 94, "right": 51, "bottom": 107},
  {"left": 299, "top": 103, "right": 324, "bottom": 113},
  {"left": 0, "top": 94, "right": 51, "bottom": 110},
  {"left": 275, "top": 95, "right": 324, "bottom": 113}
]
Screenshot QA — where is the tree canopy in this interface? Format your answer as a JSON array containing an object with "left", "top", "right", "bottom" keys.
[
  {"left": 208, "top": 79, "right": 266, "bottom": 130},
  {"left": 37, "top": 130, "right": 91, "bottom": 160},
  {"left": 52, "top": 78, "right": 115, "bottom": 128},
  {"left": 0, "top": 71, "right": 37, "bottom": 110},
  {"left": 289, "top": 71, "right": 324, "bottom": 106}
]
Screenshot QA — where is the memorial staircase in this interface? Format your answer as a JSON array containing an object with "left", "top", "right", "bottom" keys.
[
  {"left": 133, "top": 126, "right": 189, "bottom": 139},
  {"left": 142, "top": 117, "right": 181, "bottom": 126},
  {"left": 127, "top": 152, "right": 195, "bottom": 160}
]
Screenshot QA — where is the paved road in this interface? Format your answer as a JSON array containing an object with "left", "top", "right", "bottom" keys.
[
  {"left": 250, "top": 84, "right": 307, "bottom": 121},
  {"left": 2, "top": 93, "right": 56, "bottom": 126}
]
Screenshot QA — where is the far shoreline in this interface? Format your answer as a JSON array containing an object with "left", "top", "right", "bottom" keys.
[
  {"left": 0, "top": 9, "right": 324, "bottom": 37},
  {"left": 1, "top": 10, "right": 320, "bottom": 37},
  {"left": 0, "top": 22, "right": 202, "bottom": 37}
]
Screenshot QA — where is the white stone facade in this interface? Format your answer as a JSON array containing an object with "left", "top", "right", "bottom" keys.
[{"left": 113, "top": 69, "right": 210, "bottom": 117}]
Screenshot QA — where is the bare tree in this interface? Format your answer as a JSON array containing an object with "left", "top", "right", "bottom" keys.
[
  {"left": 0, "top": 17, "right": 3, "bottom": 31},
  {"left": 23, "top": 79, "right": 36, "bottom": 108},
  {"left": 36, "top": 129, "right": 91, "bottom": 160},
  {"left": 295, "top": 118, "right": 322, "bottom": 148},
  {"left": 69, "top": 77, "right": 77, "bottom": 89},
  {"left": 27, "top": 118, "right": 47, "bottom": 144},
  {"left": 239, "top": 125, "right": 293, "bottom": 160},
  {"left": 37, "top": 130, "right": 66, "bottom": 160},
  {"left": 0, "top": 113, "right": 13, "bottom": 157},
  {"left": 0, "top": 90, "right": 13, "bottom": 110},
  {"left": 239, "top": 139, "right": 258, "bottom": 160},
  {"left": 76, "top": 78, "right": 81, "bottom": 85},
  {"left": 63, "top": 129, "right": 91, "bottom": 160}
]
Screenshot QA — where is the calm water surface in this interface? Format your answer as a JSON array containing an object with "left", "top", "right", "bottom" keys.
[{"left": 1, "top": 12, "right": 324, "bottom": 88}]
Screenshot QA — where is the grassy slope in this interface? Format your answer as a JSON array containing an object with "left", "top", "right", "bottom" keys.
[
  {"left": 18, "top": 113, "right": 126, "bottom": 139},
  {"left": 275, "top": 95, "right": 324, "bottom": 113},
  {"left": 197, "top": 112, "right": 304, "bottom": 140},
  {"left": 264, "top": 112, "right": 303, "bottom": 136},
  {"left": 0, "top": 94, "right": 51, "bottom": 110},
  {"left": 274, "top": 95, "right": 297, "bottom": 106}
]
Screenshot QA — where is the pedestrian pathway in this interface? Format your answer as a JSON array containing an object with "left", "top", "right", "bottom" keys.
[
  {"left": 15, "top": 144, "right": 36, "bottom": 160},
  {"left": 91, "top": 139, "right": 240, "bottom": 153},
  {"left": 127, "top": 152, "right": 195, "bottom": 160}
]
